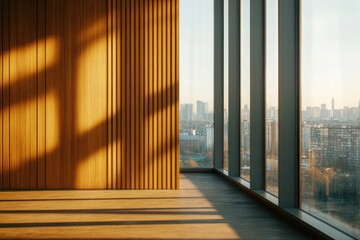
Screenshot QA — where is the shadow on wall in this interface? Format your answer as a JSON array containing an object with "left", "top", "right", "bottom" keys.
[{"left": 0, "top": 0, "right": 179, "bottom": 190}]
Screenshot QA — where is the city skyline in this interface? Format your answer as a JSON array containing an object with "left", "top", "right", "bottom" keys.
[
  {"left": 180, "top": 97, "right": 360, "bottom": 114},
  {"left": 180, "top": 0, "right": 360, "bottom": 109}
]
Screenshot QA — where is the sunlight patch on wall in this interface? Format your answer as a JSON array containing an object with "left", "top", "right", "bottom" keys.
[
  {"left": 9, "top": 98, "right": 37, "bottom": 171},
  {"left": 45, "top": 91, "right": 60, "bottom": 155},
  {"left": 5, "top": 37, "right": 59, "bottom": 83},
  {"left": 76, "top": 35, "right": 107, "bottom": 134},
  {"left": 75, "top": 148, "right": 107, "bottom": 189}
]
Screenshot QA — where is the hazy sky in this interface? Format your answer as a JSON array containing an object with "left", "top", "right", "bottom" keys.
[
  {"left": 302, "top": 0, "right": 360, "bottom": 109},
  {"left": 179, "top": 0, "right": 214, "bottom": 111},
  {"left": 180, "top": 0, "right": 360, "bottom": 112}
]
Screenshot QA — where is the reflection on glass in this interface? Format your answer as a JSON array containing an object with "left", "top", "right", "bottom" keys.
[
  {"left": 240, "top": 0, "right": 250, "bottom": 181},
  {"left": 179, "top": 0, "right": 214, "bottom": 168},
  {"left": 223, "top": 0, "right": 229, "bottom": 170},
  {"left": 301, "top": 0, "right": 360, "bottom": 238},
  {"left": 265, "top": 0, "right": 278, "bottom": 196}
]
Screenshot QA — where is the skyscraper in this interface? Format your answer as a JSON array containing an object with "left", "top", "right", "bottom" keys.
[
  {"left": 196, "top": 100, "right": 208, "bottom": 121},
  {"left": 181, "top": 103, "right": 194, "bottom": 121}
]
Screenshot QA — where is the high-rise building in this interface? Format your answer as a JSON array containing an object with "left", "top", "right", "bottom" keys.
[
  {"left": 242, "top": 104, "right": 250, "bottom": 121},
  {"left": 181, "top": 103, "right": 194, "bottom": 121},
  {"left": 206, "top": 124, "right": 214, "bottom": 149},
  {"left": 312, "top": 106, "right": 320, "bottom": 118},
  {"left": 196, "top": 100, "right": 208, "bottom": 121},
  {"left": 320, "top": 104, "right": 329, "bottom": 119}
]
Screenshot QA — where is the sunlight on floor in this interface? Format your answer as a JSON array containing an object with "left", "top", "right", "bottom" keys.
[{"left": 0, "top": 175, "right": 240, "bottom": 239}]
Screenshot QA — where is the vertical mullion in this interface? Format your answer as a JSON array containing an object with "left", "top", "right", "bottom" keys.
[
  {"left": 228, "top": 0, "right": 240, "bottom": 177},
  {"left": 250, "top": 0, "right": 265, "bottom": 190},
  {"left": 278, "top": 0, "right": 300, "bottom": 208},
  {"left": 214, "top": 0, "right": 224, "bottom": 170}
]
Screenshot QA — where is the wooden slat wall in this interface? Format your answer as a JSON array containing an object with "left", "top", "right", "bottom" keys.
[
  {"left": 115, "top": 0, "right": 179, "bottom": 189},
  {"left": 0, "top": 0, "right": 178, "bottom": 190}
]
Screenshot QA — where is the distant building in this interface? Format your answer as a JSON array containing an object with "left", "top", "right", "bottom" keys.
[
  {"left": 308, "top": 123, "right": 360, "bottom": 171},
  {"left": 320, "top": 104, "right": 329, "bottom": 119},
  {"left": 206, "top": 124, "right": 214, "bottom": 149},
  {"left": 180, "top": 103, "right": 193, "bottom": 121},
  {"left": 196, "top": 100, "right": 208, "bottom": 121},
  {"left": 266, "top": 119, "right": 278, "bottom": 158},
  {"left": 313, "top": 107, "right": 320, "bottom": 118},
  {"left": 242, "top": 104, "right": 250, "bottom": 121}
]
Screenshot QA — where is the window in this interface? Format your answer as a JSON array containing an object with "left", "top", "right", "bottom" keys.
[
  {"left": 179, "top": 0, "right": 214, "bottom": 168},
  {"left": 265, "top": 0, "right": 278, "bottom": 196},
  {"left": 240, "top": 0, "right": 250, "bottom": 181},
  {"left": 301, "top": 0, "right": 360, "bottom": 238}
]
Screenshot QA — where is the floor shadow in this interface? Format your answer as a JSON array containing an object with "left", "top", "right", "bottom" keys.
[{"left": 183, "top": 173, "right": 319, "bottom": 240}]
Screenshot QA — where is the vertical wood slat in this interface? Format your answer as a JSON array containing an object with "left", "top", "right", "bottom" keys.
[
  {"left": 116, "top": 0, "right": 121, "bottom": 189},
  {"left": 148, "top": 0, "right": 154, "bottom": 189},
  {"left": 175, "top": 0, "right": 179, "bottom": 188},
  {"left": 125, "top": 0, "right": 131, "bottom": 189},
  {"left": 156, "top": 0, "right": 163, "bottom": 189},
  {"left": 9, "top": 0, "right": 37, "bottom": 189},
  {"left": 139, "top": 0, "right": 144, "bottom": 189},
  {"left": 121, "top": 0, "right": 127, "bottom": 189},
  {"left": 37, "top": 0, "right": 46, "bottom": 189},
  {"left": 153, "top": 0, "right": 158, "bottom": 189},
  {"left": 45, "top": 0, "right": 74, "bottom": 189},
  {"left": 107, "top": 0, "right": 112, "bottom": 189},
  {"left": 134, "top": 0, "right": 139, "bottom": 189},
  {"left": 0, "top": 0, "right": 3, "bottom": 189},
  {"left": 2, "top": 0, "right": 9, "bottom": 190},
  {"left": 144, "top": 0, "right": 149, "bottom": 189},
  {"left": 161, "top": 0, "right": 166, "bottom": 189},
  {"left": 166, "top": 0, "right": 171, "bottom": 189},
  {"left": 130, "top": 0, "right": 135, "bottom": 189},
  {"left": 171, "top": 0, "right": 176, "bottom": 189},
  {"left": 2, "top": 0, "right": 10, "bottom": 190},
  {"left": 111, "top": 0, "right": 117, "bottom": 190}
]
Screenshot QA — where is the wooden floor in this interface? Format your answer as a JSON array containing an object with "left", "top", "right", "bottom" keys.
[{"left": 0, "top": 173, "right": 316, "bottom": 239}]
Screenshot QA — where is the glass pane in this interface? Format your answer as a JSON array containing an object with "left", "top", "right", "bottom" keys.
[
  {"left": 179, "top": 0, "right": 214, "bottom": 168},
  {"left": 223, "top": 0, "right": 229, "bottom": 170},
  {"left": 240, "top": 0, "right": 250, "bottom": 181},
  {"left": 301, "top": 0, "right": 360, "bottom": 238},
  {"left": 265, "top": 0, "right": 278, "bottom": 196}
]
